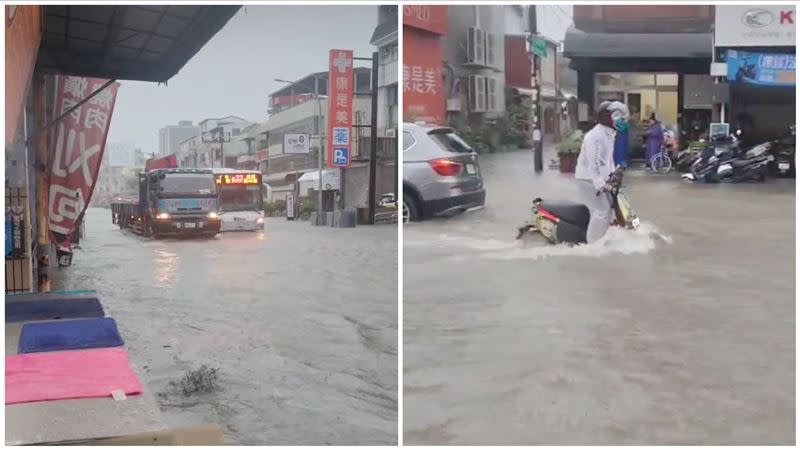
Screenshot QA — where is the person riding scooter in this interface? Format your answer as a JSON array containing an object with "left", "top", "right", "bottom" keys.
[{"left": 575, "top": 101, "right": 630, "bottom": 243}]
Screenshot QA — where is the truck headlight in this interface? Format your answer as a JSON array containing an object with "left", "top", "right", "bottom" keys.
[
  {"left": 156, "top": 212, "right": 170, "bottom": 220},
  {"left": 207, "top": 212, "right": 219, "bottom": 219}
]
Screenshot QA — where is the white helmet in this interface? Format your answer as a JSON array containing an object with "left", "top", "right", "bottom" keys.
[{"left": 599, "top": 101, "right": 630, "bottom": 122}]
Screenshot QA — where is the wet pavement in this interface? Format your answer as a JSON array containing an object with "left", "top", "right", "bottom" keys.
[
  {"left": 403, "top": 148, "right": 795, "bottom": 445},
  {"left": 53, "top": 209, "right": 397, "bottom": 445}
]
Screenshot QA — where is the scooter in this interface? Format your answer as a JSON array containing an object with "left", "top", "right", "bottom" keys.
[
  {"left": 515, "top": 167, "right": 640, "bottom": 244},
  {"left": 716, "top": 141, "right": 774, "bottom": 183},
  {"left": 682, "top": 134, "right": 740, "bottom": 183},
  {"left": 774, "top": 124, "right": 796, "bottom": 177},
  {"left": 674, "top": 140, "right": 707, "bottom": 173}
]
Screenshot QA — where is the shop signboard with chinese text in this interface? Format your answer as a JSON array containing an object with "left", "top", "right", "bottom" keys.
[
  {"left": 726, "top": 50, "right": 795, "bottom": 87},
  {"left": 326, "top": 49, "right": 353, "bottom": 168},
  {"left": 715, "top": 6, "right": 795, "bottom": 47},
  {"left": 49, "top": 76, "right": 120, "bottom": 245},
  {"left": 403, "top": 30, "right": 445, "bottom": 124},
  {"left": 403, "top": 5, "right": 448, "bottom": 35}
]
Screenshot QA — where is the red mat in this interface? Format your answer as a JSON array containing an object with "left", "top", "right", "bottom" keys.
[{"left": 6, "top": 347, "right": 142, "bottom": 405}]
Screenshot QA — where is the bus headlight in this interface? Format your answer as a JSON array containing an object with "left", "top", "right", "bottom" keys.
[
  {"left": 156, "top": 212, "right": 170, "bottom": 220},
  {"left": 207, "top": 212, "right": 219, "bottom": 219}
]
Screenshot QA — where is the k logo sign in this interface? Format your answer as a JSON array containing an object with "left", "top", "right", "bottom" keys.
[{"left": 742, "top": 9, "right": 774, "bottom": 28}]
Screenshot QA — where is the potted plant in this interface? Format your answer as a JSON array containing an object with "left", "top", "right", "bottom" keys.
[{"left": 556, "top": 134, "right": 582, "bottom": 173}]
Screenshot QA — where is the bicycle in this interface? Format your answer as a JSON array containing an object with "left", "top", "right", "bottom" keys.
[{"left": 649, "top": 145, "right": 673, "bottom": 174}]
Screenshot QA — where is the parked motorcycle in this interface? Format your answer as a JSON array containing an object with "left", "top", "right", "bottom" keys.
[
  {"left": 773, "top": 124, "right": 796, "bottom": 178},
  {"left": 674, "top": 139, "right": 707, "bottom": 173},
  {"left": 681, "top": 135, "right": 741, "bottom": 183},
  {"left": 716, "top": 141, "right": 774, "bottom": 183},
  {"left": 682, "top": 133, "right": 774, "bottom": 183},
  {"left": 516, "top": 167, "right": 640, "bottom": 244}
]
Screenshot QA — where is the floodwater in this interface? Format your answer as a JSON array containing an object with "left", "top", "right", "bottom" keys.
[
  {"left": 53, "top": 209, "right": 398, "bottom": 445},
  {"left": 404, "top": 149, "right": 795, "bottom": 444}
]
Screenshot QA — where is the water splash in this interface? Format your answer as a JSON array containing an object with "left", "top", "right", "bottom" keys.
[{"left": 408, "top": 221, "right": 672, "bottom": 261}]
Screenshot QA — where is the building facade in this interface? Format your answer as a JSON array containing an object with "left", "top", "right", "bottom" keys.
[
  {"left": 175, "top": 116, "right": 252, "bottom": 169},
  {"left": 158, "top": 120, "right": 200, "bottom": 156},
  {"left": 564, "top": 5, "right": 715, "bottom": 151},
  {"left": 371, "top": 5, "right": 399, "bottom": 137},
  {"left": 713, "top": 5, "right": 796, "bottom": 142}
]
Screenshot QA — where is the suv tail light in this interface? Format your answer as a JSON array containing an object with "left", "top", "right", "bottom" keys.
[{"left": 429, "top": 158, "right": 462, "bottom": 176}]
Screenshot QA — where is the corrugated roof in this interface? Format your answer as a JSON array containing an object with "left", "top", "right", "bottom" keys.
[{"left": 37, "top": 5, "right": 240, "bottom": 82}]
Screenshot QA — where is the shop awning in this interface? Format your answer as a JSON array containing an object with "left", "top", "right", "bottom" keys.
[
  {"left": 37, "top": 5, "right": 240, "bottom": 82},
  {"left": 563, "top": 30, "right": 712, "bottom": 59}
]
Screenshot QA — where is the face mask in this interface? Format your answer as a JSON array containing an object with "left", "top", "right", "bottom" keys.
[{"left": 614, "top": 118, "right": 628, "bottom": 132}]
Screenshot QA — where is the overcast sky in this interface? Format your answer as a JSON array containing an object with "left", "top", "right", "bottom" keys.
[{"left": 107, "top": 5, "right": 378, "bottom": 152}]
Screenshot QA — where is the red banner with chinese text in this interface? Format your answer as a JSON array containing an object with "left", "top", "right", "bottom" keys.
[
  {"left": 403, "top": 5, "right": 448, "bottom": 35},
  {"left": 403, "top": 29, "right": 445, "bottom": 124},
  {"left": 49, "top": 76, "right": 120, "bottom": 243},
  {"left": 326, "top": 49, "right": 353, "bottom": 168}
]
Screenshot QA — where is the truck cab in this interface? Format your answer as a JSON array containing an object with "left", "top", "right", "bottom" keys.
[{"left": 143, "top": 169, "right": 221, "bottom": 237}]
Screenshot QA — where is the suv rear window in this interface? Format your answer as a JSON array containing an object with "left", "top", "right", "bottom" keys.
[{"left": 428, "top": 130, "right": 473, "bottom": 153}]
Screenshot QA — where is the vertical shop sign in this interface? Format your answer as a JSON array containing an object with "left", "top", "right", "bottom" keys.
[{"left": 326, "top": 49, "right": 353, "bottom": 168}]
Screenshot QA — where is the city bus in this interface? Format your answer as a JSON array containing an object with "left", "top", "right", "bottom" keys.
[{"left": 212, "top": 169, "right": 265, "bottom": 231}]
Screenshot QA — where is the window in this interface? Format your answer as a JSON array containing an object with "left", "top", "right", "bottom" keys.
[
  {"left": 380, "top": 44, "right": 398, "bottom": 64},
  {"left": 402, "top": 131, "right": 415, "bottom": 151},
  {"left": 656, "top": 74, "right": 679, "bottom": 86},
  {"left": 232, "top": 128, "right": 241, "bottom": 136},
  {"left": 428, "top": 129, "right": 473, "bottom": 153}
]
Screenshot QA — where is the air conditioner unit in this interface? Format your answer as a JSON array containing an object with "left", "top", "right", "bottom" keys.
[
  {"left": 485, "top": 33, "right": 497, "bottom": 68},
  {"left": 468, "top": 75, "right": 487, "bottom": 113},
  {"left": 467, "top": 27, "right": 486, "bottom": 65},
  {"left": 386, "top": 128, "right": 396, "bottom": 138},
  {"left": 485, "top": 77, "right": 498, "bottom": 112}
]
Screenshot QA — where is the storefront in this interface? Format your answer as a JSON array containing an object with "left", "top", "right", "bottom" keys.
[
  {"left": 402, "top": 5, "right": 447, "bottom": 124},
  {"left": 595, "top": 73, "right": 679, "bottom": 127},
  {"left": 714, "top": 5, "right": 796, "bottom": 143},
  {"left": 564, "top": 30, "right": 712, "bottom": 150}
]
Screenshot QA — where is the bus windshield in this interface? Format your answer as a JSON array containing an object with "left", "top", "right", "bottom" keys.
[{"left": 219, "top": 184, "right": 262, "bottom": 212}]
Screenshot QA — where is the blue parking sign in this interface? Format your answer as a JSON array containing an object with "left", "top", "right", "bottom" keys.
[{"left": 333, "top": 146, "right": 349, "bottom": 166}]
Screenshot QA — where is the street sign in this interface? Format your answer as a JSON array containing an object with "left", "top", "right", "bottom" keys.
[
  {"left": 326, "top": 49, "right": 353, "bottom": 168},
  {"left": 530, "top": 36, "right": 547, "bottom": 57},
  {"left": 201, "top": 127, "right": 230, "bottom": 143},
  {"left": 286, "top": 193, "right": 295, "bottom": 220},
  {"left": 283, "top": 133, "right": 310, "bottom": 154}
]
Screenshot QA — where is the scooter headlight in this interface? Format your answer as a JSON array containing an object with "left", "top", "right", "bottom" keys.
[
  {"left": 256, "top": 217, "right": 264, "bottom": 224},
  {"left": 155, "top": 212, "right": 170, "bottom": 220},
  {"left": 207, "top": 211, "right": 219, "bottom": 219}
]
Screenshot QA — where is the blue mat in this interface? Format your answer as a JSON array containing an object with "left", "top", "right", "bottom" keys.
[
  {"left": 18, "top": 318, "right": 124, "bottom": 353},
  {"left": 6, "top": 298, "right": 104, "bottom": 323}
]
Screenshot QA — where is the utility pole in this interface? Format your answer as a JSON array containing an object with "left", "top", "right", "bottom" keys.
[
  {"left": 367, "top": 51, "right": 379, "bottom": 225},
  {"left": 33, "top": 73, "right": 50, "bottom": 292},
  {"left": 531, "top": 5, "right": 544, "bottom": 173}
]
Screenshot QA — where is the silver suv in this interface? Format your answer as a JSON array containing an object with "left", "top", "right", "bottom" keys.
[{"left": 402, "top": 122, "right": 486, "bottom": 222}]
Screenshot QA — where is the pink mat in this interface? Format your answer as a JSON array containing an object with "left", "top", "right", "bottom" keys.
[{"left": 6, "top": 347, "right": 142, "bottom": 405}]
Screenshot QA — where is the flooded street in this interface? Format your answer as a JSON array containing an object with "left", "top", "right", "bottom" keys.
[
  {"left": 53, "top": 209, "right": 397, "bottom": 445},
  {"left": 404, "top": 149, "right": 795, "bottom": 444}
]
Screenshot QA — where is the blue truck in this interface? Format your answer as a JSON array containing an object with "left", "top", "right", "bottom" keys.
[{"left": 111, "top": 168, "right": 221, "bottom": 238}]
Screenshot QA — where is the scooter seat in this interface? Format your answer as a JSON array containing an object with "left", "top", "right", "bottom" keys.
[
  {"left": 540, "top": 201, "right": 591, "bottom": 228},
  {"left": 731, "top": 158, "right": 764, "bottom": 168}
]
